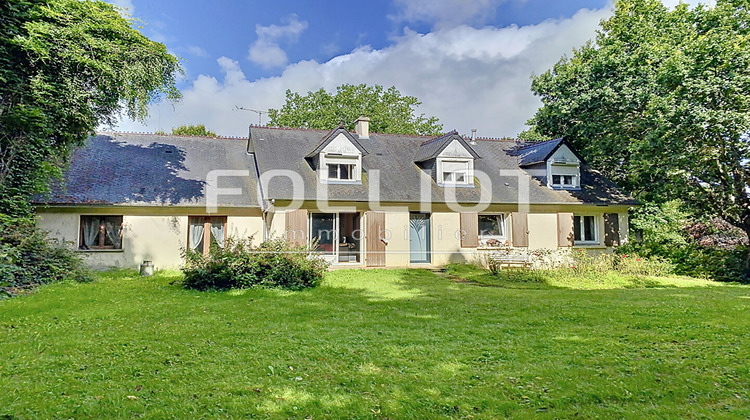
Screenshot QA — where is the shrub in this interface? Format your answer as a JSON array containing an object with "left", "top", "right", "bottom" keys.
[
  {"left": 181, "top": 237, "right": 329, "bottom": 291},
  {"left": 569, "top": 249, "right": 673, "bottom": 277},
  {"left": 0, "top": 215, "right": 93, "bottom": 297}
]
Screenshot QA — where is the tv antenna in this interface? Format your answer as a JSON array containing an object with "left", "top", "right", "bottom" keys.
[{"left": 235, "top": 106, "right": 267, "bottom": 125}]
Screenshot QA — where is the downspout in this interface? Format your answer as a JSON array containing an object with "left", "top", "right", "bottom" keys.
[{"left": 247, "top": 127, "right": 270, "bottom": 241}]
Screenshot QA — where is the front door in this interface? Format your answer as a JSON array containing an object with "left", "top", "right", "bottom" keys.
[{"left": 409, "top": 213, "right": 431, "bottom": 263}]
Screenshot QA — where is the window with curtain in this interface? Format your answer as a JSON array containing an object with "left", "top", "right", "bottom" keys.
[
  {"left": 188, "top": 216, "right": 227, "bottom": 255},
  {"left": 574, "top": 215, "right": 598, "bottom": 244},
  {"left": 478, "top": 214, "right": 505, "bottom": 238},
  {"left": 79, "top": 216, "right": 123, "bottom": 250}
]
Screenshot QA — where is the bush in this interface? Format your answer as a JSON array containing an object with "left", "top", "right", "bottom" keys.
[
  {"left": 0, "top": 215, "right": 93, "bottom": 297},
  {"left": 569, "top": 249, "right": 673, "bottom": 277},
  {"left": 181, "top": 237, "right": 329, "bottom": 291}
]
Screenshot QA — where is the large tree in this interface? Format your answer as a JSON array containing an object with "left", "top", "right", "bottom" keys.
[
  {"left": 268, "top": 84, "right": 443, "bottom": 136},
  {"left": 0, "top": 0, "right": 181, "bottom": 216},
  {"left": 529, "top": 0, "right": 750, "bottom": 238}
]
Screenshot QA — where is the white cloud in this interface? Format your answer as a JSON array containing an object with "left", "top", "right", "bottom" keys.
[
  {"left": 114, "top": 7, "right": 613, "bottom": 138},
  {"left": 390, "top": 0, "right": 513, "bottom": 29},
  {"left": 186, "top": 45, "right": 208, "bottom": 58},
  {"left": 248, "top": 15, "right": 308, "bottom": 69}
]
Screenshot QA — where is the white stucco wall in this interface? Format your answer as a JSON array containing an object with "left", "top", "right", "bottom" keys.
[{"left": 37, "top": 211, "right": 263, "bottom": 270}]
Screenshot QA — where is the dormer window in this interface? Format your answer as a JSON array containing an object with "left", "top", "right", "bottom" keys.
[
  {"left": 548, "top": 163, "right": 580, "bottom": 189},
  {"left": 321, "top": 154, "right": 360, "bottom": 183},
  {"left": 441, "top": 160, "right": 471, "bottom": 184},
  {"left": 306, "top": 126, "right": 368, "bottom": 184}
]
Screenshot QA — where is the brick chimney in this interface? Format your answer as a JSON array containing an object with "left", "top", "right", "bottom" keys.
[{"left": 354, "top": 116, "right": 370, "bottom": 139}]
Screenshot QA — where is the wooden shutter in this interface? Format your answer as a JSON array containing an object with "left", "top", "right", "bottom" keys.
[
  {"left": 604, "top": 213, "right": 620, "bottom": 247},
  {"left": 511, "top": 212, "right": 528, "bottom": 247},
  {"left": 557, "top": 213, "right": 574, "bottom": 247},
  {"left": 365, "top": 211, "right": 386, "bottom": 267},
  {"left": 285, "top": 209, "right": 308, "bottom": 247},
  {"left": 460, "top": 212, "right": 479, "bottom": 248}
]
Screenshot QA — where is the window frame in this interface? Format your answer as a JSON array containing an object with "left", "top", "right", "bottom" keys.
[
  {"left": 327, "top": 162, "right": 355, "bottom": 181},
  {"left": 574, "top": 214, "right": 599, "bottom": 245},
  {"left": 187, "top": 216, "right": 228, "bottom": 256},
  {"left": 438, "top": 158, "right": 473, "bottom": 186},
  {"left": 477, "top": 213, "right": 506, "bottom": 240},
  {"left": 548, "top": 162, "right": 580, "bottom": 190},
  {"left": 319, "top": 153, "right": 361, "bottom": 184},
  {"left": 78, "top": 215, "right": 124, "bottom": 251}
]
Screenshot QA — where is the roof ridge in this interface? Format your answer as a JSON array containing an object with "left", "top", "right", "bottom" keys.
[{"left": 96, "top": 130, "right": 246, "bottom": 140}]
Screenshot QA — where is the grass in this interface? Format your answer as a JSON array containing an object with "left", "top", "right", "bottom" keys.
[{"left": 0, "top": 268, "right": 749, "bottom": 418}]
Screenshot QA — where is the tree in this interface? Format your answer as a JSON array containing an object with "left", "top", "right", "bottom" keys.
[
  {"left": 168, "top": 124, "right": 217, "bottom": 137},
  {"left": 268, "top": 84, "right": 443, "bottom": 136},
  {"left": 528, "top": 0, "right": 750, "bottom": 252},
  {"left": 0, "top": 0, "right": 181, "bottom": 217}
]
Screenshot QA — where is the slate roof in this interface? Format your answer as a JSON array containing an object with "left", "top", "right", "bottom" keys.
[
  {"left": 509, "top": 137, "right": 572, "bottom": 166},
  {"left": 250, "top": 126, "right": 637, "bottom": 206},
  {"left": 413, "top": 130, "right": 481, "bottom": 162},
  {"left": 36, "top": 133, "right": 260, "bottom": 207}
]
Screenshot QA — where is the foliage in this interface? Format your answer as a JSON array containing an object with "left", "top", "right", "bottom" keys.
[
  {"left": 268, "top": 84, "right": 443, "bottom": 135},
  {"left": 528, "top": 0, "right": 750, "bottom": 244},
  {"left": 516, "top": 126, "right": 552, "bottom": 142},
  {"left": 0, "top": 0, "right": 181, "bottom": 217},
  {"left": 181, "top": 237, "right": 329, "bottom": 291},
  {"left": 0, "top": 215, "right": 92, "bottom": 297},
  {"left": 619, "top": 200, "right": 749, "bottom": 282},
  {"left": 168, "top": 124, "right": 217, "bottom": 137}
]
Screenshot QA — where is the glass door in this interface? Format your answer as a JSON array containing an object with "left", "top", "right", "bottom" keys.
[
  {"left": 310, "top": 213, "right": 336, "bottom": 263},
  {"left": 409, "top": 213, "right": 431, "bottom": 263}
]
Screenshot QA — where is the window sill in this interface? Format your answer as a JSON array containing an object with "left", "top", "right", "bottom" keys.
[
  {"left": 549, "top": 185, "right": 581, "bottom": 191},
  {"left": 77, "top": 249, "right": 124, "bottom": 253},
  {"left": 438, "top": 183, "right": 475, "bottom": 188},
  {"left": 321, "top": 180, "right": 362, "bottom": 185},
  {"left": 573, "top": 243, "right": 605, "bottom": 249}
]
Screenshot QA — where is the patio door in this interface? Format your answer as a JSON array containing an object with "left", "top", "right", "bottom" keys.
[
  {"left": 409, "top": 213, "right": 431, "bottom": 263},
  {"left": 309, "top": 212, "right": 361, "bottom": 264}
]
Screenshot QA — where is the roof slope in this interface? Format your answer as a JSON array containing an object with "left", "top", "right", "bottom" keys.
[
  {"left": 250, "top": 127, "right": 637, "bottom": 205},
  {"left": 36, "top": 133, "right": 260, "bottom": 207},
  {"left": 510, "top": 138, "right": 568, "bottom": 166}
]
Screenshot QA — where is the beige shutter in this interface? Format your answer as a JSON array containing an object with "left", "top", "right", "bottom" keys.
[
  {"left": 557, "top": 212, "right": 574, "bottom": 247},
  {"left": 604, "top": 213, "right": 621, "bottom": 247},
  {"left": 511, "top": 212, "right": 529, "bottom": 247},
  {"left": 285, "top": 209, "right": 308, "bottom": 247},
  {"left": 460, "top": 212, "right": 479, "bottom": 248},
  {"left": 365, "top": 211, "right": 386, "bottom": 267}
]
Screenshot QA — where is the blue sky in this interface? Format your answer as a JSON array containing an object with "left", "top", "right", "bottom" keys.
[{"left": 111, "top": 0, "right": 705, "bottom": 137}]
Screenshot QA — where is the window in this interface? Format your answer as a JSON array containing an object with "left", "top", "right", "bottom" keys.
[
  {"left": 574, "top": 215, "right": 598, "bottom": 244},
  {"left": 478, "top": 214, "right": 505, "bottom": 238},
  {"left": 327, "top": 163, "right": 354, "bottom": 180},
  {"left": 79, "top": 216, "right": 123, "bottom": 250},
  {"left": 551, "top": 174, "right": 575, "bottom": 187},
  {"left": 308, "top": 213, "right": 361, "bottom": 263},
  {"left": 441, "top": 160, "right": 470, "bottom": 185},
  {"left": 188, "top": 216, "right": 227, "bottom": 255}
]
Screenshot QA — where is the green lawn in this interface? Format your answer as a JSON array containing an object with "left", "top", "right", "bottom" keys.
[{"left": 1, "top": 268, "right": 749, "bottom": 419}]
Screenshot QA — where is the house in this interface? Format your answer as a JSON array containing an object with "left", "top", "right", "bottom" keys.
[{"left": 35, "top": 117, "right": 637, "bottom": 269}]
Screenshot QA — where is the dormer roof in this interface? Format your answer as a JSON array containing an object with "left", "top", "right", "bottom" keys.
[
  {"left": 510, "top": 138, "right": 583, "bottom": 167},
  {"left": 414, "top": 130, "right": 481, "bottom": 163},
  {"left": 305, "top": 125, "right": 369, "bottom": 158}
]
